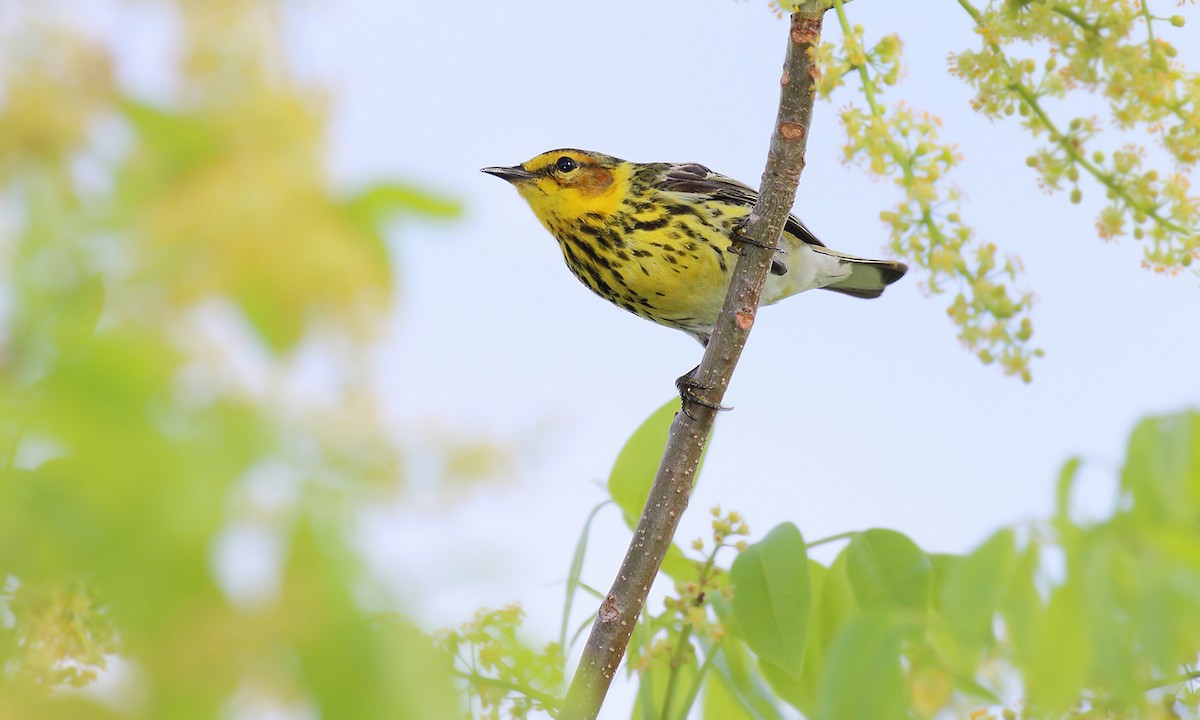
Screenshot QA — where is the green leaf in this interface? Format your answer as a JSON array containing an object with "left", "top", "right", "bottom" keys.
[
  {"left": 938, "top": 529, "right": 1014, "bottom": 649},
  {"left": 661, "top": 543, "right": 698, "bottom": 583},
  {"left": 1055, "top": 456, "right": 1082, "bottom": 525},
  {"left": 816, "top": 550, "right": 858, "bottom": 654},
  {"left": 673, "top": 644, "right": 719, "bottom": 720},
  {"left": 707, "top": 635, "right": 786, "bottom": 720},
  {"left": 703, "top": 668, "right": 757, "bottom": 719},
  {"left": 788, "top": 559, "right": 830, "bottom": 714},
  {"left": 1137, "top": 527, "right": 1200, "bottom": 671},
  {"left": 120, "top": 100, "right": 220, "bottom": 181},
  {"left": 607, "top": 399, "right": 704, "bottom": 582},
  {"left": 846, "top": 528, "right": 931, "bottom": 618},
  {"left": 760, "top": 558, "right": 839, "bottom": 715},
  {"left": 1121, "top": 411, "right": 1200, "bottom": 525},
  {"left": 813, "top": 612, "right": 908, "bottom": 720},
  {"left": 608, "top": 399, "right": 682, "bottom": 528},
  {"left": 560, "top": 500, "right": 611, "bottom": 652},
  {"left": 1026, "top": 580, "right": 1090, "bottom": 715},
  {"left": 925, "top": 554, "right": 981, "bottom": 679},
  {"left": 343, "top": 182, "right": 461, "bottom": 228},
  {"left": 730, "top": 523, "right": 811, "bottom": 680},
  {"left": 999, "top": 541, "right": 1041, "bottom": 663},
  {"left": 284, "top": 520, "right": 457, "bottom": 719},
  {"left": 1078, "top": 533, "right": 1140, "bottom": 707},
  {"left": 52, "top": 275, "right": 105, "bottom": 353},
  {"left": 632, "top": 636, "right": 698, "bottom": 720},
  {"left": 634, "top": 654, "right": 664, "bottom": 720},
  {"left": 758, "top": 659, "right": 806, "bottom": 711}
]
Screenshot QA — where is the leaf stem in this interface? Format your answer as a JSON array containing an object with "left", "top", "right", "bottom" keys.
[
  {"left": 805, "top": 530, "right": 858, "bottom": 549},
  {"left": 560, "top": 500, "right": 612, "bottom": 652}
]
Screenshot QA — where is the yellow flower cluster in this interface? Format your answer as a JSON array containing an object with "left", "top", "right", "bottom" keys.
[
  {"left": 953, "top": 0, "right": 1199, "bottom": 272},
  {"left": 819, "top": 1, "right": 1041, "bottom": 380}
]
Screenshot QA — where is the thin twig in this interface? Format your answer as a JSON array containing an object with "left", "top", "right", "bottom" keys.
[
  {"left": 453, "top": 670, "right": 563, "bottom": 714},
  {"left": 673, "top": 641, "right": 721, "bottom": 720},
  {"left": 559, "top": 4, "right": 831, "bottom": 717},
  {"left": 662, "top": 547, "right": 722, "bottom": 718},
  {"left": 659, "top": 625, "right": 694, "bottom": 719},
  {"left": 1138, "top": 0, "right": 1161, "bottom": 68},
  {"left": 1144, "top": 668, "right": 1200, "bottom": 692}
]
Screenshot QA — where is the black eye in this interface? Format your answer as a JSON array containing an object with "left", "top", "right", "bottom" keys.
[{"left": 555, "top": 156, "right": 578, "bottom": 173}]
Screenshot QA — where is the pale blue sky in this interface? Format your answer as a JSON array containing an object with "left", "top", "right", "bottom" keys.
[
  {"left": 284, "top": 0, "right": 1200, "bottom": 622},
  {"left": 79, "top": 0, "right": 1200, "bottom": 715}
]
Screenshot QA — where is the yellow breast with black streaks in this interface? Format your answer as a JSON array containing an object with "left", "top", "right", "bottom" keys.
[{"left": 540, "top": 188, "right": 751, "bottom": 337}]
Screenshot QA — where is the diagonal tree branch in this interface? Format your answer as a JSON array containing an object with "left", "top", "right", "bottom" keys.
[{"left": 560, "top": 4, "right": 832, "bottom": 718}]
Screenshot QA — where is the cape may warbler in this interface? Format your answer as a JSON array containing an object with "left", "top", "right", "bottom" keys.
[{"left": 483, "top": 149, "right": 907, "bottom": 404}]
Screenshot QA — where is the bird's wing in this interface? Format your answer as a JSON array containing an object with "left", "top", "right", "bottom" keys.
[{"left": 656, "top": 162, "right": 825, "bottom": 248}]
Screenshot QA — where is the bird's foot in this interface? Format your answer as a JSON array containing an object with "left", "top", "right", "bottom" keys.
[
  {"left": 731, "top": 217, "right": 779, "bottom": 255},
  {"left": 675, "top": 369, "right": 730, "bottom": 420}
]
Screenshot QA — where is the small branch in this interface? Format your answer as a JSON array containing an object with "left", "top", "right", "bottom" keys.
[
  {"left": 1050, "top": 5, "right": 1100, "bottom": 35},
  {"left": 663, "top": 548, "right": 722, "bottom": 718},
  {"left": 452, "top": 670, "right": 563, "bottom": 714},
  {"left": 1144, "top": 668, "right": 1200, "bottom": 691},
  {"left": 1001, "top": 0, "right": 1100, "bottom": 34},
  {"left": 1007, "top": 83, "right": 1186, "bottom": 235},
  {"left": 559, "top": 5, "right": 830, "bottom": 718},
  {"left": 673, "top": 642, "right": 721, "bottom": 720},
  {"left": 955, "top": 0, "right": 984, "bottom": 24},
  {"left": 1138, "top": 0, "right": 1161, "bottom": 67},
  {"left": 659, "top": 625, "right": 694, "bottom": 719}
]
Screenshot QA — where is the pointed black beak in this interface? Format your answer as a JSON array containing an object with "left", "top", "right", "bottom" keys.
[{"left": 481, "top": 165, "right": 535, "bottom": 183}]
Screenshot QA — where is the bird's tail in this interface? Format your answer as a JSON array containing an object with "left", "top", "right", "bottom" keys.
[{"left": 812, "top": 246, "right": 908, "bottom": 299}]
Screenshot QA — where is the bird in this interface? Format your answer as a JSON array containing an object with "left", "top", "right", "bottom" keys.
[{"left": 483, "top": 148, "right": 907, "bottom": 407}]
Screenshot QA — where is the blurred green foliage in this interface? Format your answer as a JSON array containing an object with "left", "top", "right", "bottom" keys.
[
  {"left": 0, "top": 2, "right": 459, "bottom": 717},
  {"left": 5, "top": 3, "right": 1200, "bottom": 719},
  {"left": 461, "top": 403, "right": 1200, "bottom": 718}
]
